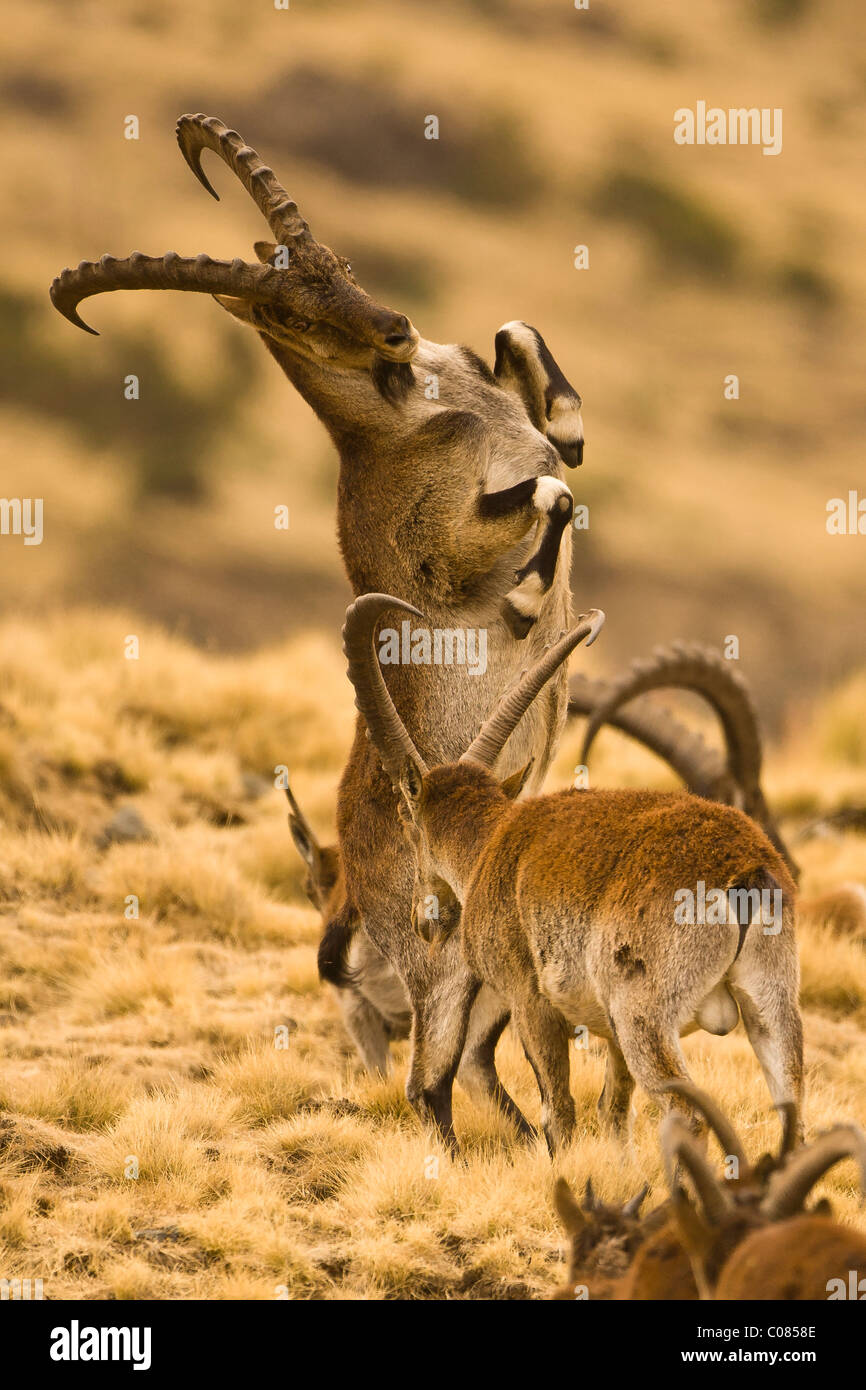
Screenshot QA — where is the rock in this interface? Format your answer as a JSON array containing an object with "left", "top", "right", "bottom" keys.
[{"left": 96, "top": 805, "right": 154, "bottom": 849}]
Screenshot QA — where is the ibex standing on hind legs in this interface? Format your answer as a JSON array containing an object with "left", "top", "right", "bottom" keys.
[{"left": 50, "top": 115, "right": 586, "bottom": 1144}]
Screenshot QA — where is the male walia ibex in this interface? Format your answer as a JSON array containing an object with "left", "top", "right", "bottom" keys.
[
  {"left": 50, "top": 115, "right": 585, "bottom": 1142},
  {"left": 343, "top": 594, "right": 805, "bottom": 1154}
]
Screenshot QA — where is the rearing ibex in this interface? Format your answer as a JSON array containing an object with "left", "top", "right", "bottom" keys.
[
  {"left": 50, "top": 115, "right": 584, "bottom": 1143},
  {"left": 343, "top": 594, "right": 805, "bottom": 1154}
]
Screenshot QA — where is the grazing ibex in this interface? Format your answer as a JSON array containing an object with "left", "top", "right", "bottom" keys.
[
  {"left": 343, "top": 595, "right": 805, "bottom": 1154},
  {"left": 284, "top": 782, "right": 409, "bottom": 1072},
  {"left": 552, "top": 1080, "right": 866, "bottom": 1301},
  {"left": 659, "top": 1085, "right": 866, "bottom": 1301},
  {"left": 50, "top": 115, "right": 585, "bottom": 1143}
]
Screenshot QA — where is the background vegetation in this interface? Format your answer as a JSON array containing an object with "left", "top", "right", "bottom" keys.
[{"left": 0, "top": 0, "right": 864, "bottom": 1298}]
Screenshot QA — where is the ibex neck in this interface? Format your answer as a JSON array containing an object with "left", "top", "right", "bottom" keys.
[
  {"left": 429, "top": 785, "right": 508, "bottom": 902},
  {"left": 262, "top": 338, "right": 403, "bottom": 448}
]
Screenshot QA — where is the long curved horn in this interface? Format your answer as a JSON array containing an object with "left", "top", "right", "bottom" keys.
[
  {"left": 581, "top": 643, "right": 761, "bottom": 792},
  {"left": 460, "top": 610, "right": 605, "bottom": 771},
  {"left": 50, "top": 251, "right": 282, "bottom": 335},
  {"left": 761, "top": 1125, "right": 866, "bottom": 1220},
  {"left": 577, "top": 642, "right": 796, "bottom": 874},
  {"left": 176, "top": 113, "right": 312, "bottom": 246},
  {"left": 342, "top": 594, "right": 428, "bottom": 784},
  {"left": 569, "top": 673, "right": 727, "bottom": 800},
  {"left": 661, "top": 1080, "right": 749, "bottom": 1173},
  {"left": 660, "top": 1114, "right": 732, "bottom": 1227}
]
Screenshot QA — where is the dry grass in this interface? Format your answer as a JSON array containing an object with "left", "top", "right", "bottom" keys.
[{"left": 0, "top": 615, "right": 864, "bottom": 1300}]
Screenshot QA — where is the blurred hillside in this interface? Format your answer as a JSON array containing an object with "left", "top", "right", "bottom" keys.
[{"left": 2, "top": 0, "right": 865, "bottom": 721}]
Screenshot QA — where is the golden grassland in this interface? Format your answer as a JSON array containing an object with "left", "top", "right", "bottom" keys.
[{"left": 0, "top": 612, "right": 864, "bottom": 1300}]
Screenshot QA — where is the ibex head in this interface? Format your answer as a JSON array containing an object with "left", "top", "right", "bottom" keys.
[{"left": 50, "top": 115, "right": 419, "bottom": 372}]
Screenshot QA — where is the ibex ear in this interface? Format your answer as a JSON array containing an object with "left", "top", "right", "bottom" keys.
[
  {"left": 500, "top": 759, "right": 534, "bottom": 801},
  {"left": 213, "top": 294, "right": 259, "bottom": 325},
  {"left": 553, "top": 1178, "right": 585, "bottom": 1236},
  {"left": 288, "top": 816, "right": 317, "bottom": 870},
  {"left": 399, "top": 758, "right": 425, "bottom": 817}
]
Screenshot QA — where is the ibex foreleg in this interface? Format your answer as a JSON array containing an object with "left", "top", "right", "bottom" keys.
[
  {"left": 478, "top": 476, "right": 574, "bottom": 638},
  {"left": 494, "top": 321, "right": 585, "bottom": 469}
]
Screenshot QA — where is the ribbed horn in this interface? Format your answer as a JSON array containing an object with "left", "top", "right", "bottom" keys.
[
  {"left": 661, "top": 1080, "right": 749, "bottom": 1173},
  {"left": 577, "top": 642, "right": 796, "bottom": 875},
  {"left": 569, "top": 673, "right": 726, "bottom": 800},
  {"left": 661, "top": 1114, "right": 732, "bottom": 1227},
  {"left": 176, "top": 113, "right": 312, "bottom": 246},
  {"left": 761, "top": 1125, "right": 866, "bottom": 1221},
  {"left": 49, "top": 251, "right": 281, "bottom": 335},
  {"left": 460, "top": 610, "right": 605, "bottom": 771},
  {"left": 342, "top": 594, "right": 429, "bottom": 785}
]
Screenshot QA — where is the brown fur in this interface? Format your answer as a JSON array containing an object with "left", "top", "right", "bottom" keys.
[
  {"left": 401, "top": 761, "right": 803, "bottom": 1154},
  {"left": 715, "top": 1215, "right": 866, "bottom": 1300}
]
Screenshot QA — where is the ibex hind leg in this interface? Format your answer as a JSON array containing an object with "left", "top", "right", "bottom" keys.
[
  {"left": 597, "top": 1037, "right": 636, "bottom": 1138},
  {"left": 510, "top": 992, "right": 575, "bottom": 1155},
  {"left": 729, "top": 940, "right": 805, "bottom": 1140},
  {"left": 606, "top": 998, "right": 702, "bottom": 1136},
  {"left": 456, "top": 988, "right": 533, "bottom": 1139},
  {"left": 405, "top": 971, "right": 481, "bottom": 1156}
]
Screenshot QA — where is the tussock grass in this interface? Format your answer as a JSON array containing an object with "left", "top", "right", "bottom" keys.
[{"left": 0, "top": 613, "right": 863, "bottom": 1298}]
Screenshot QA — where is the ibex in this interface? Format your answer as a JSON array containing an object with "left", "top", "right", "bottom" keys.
[
  {"left": 658, "top": 1085, "right": 866, "bottom": 1301},
  {"left": 50, "top": 115, "right": 586, "bottom": 1143},
  {"left": 284, "top": 782, "right": 409, "bottom": 1072},
  {"left": 343, "top": 595, "right": 805, "bottom": 1154},
  {"left": 553, "top": 1080, "right": 866, "bottom": 1301}
]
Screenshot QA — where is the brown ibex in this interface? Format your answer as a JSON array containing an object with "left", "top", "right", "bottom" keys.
[
  {"left": 659, "top": 1086, "right": 866, "bottom": 1300},
  {"left": 343, "top": 595, "right": 805, "bottom": 1154},
  {"left": 284, "top": 782, "right": 409, "bottom": 1072},
  {"left": 552, "top": 1080, "right": 866, "bottom": 1301},
  {"left": 50, "top": 115, "right": 586, "bottom": 1144}
]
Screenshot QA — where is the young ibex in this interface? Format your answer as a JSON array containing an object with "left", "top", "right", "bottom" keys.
[
  {"left": 343, "top": 595, "right": 805, "bottom": 1154},
  {"left": 50, "top": 115, "right": 586, "bottom": 1142}
]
